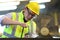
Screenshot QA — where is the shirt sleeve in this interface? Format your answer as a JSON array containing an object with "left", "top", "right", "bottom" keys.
[{"left": 0, "top": 13, "right": 12, "bottom": 26}]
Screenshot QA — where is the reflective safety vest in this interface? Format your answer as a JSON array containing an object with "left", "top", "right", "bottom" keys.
[{"left": 1, "top": 11, "right": 36, "bottom": 38}]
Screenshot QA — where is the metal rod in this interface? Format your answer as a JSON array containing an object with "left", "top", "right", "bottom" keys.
[{"left": 21, "top": 27, "right": 24, "bottom": 38}]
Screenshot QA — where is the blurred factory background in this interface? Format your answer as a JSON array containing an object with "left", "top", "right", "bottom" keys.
[{"left": 0, "top": 0, "right": 60, "bottom": 38}]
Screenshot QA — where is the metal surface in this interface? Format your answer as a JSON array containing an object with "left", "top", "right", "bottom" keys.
[{"left": 40, "top": 27, "right": 49, "bottom": 36}]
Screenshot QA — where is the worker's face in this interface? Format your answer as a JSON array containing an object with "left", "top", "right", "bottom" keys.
[{"left": 24, "top": 7, "right": 35, "bottom": 21}]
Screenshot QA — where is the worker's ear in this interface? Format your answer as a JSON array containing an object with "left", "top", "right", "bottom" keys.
[
  {"left": 23, "top": 10, "right": 25, "bottom": 13},
  {"left": 23, "top": 7, "right": 27, "bottom": 12},
  {"left": 24, "top": 7, "right": 28, "bottom": 10}
]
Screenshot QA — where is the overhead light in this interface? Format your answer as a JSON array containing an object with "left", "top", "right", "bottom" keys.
[
  {"left": 30, "top": 0, "right": 51, "bottom": 3},
  {"left": 0, "top": 0, "right": 28, "bottom": 2},
  {"left": 0, "top": 15, "right": 4, "bottom": 17},
  {"left": 58, "top": 26, "right": 60, "bottom": 34},
  {"left": 39, "top": 4, "right": 45, "bottom": 9},
  {"left": 0, "top": 1, "right": 20, "bottom": 11},
  {"left": 20, "top": 0, "right": 28, "bottom": 1},
  {"left": 0, "top": 2, "right": 20, "bottom": 6},
  {"left": 0, "top": 6, "right": 17, "bottom": 11},
  {"left": 53, "top": 36, "right": 60, "bottom": 38},
  {"left": 0, "top": 0, "right": 20, "bottom": 2},
  {"left": 59, "top": 27, "right": 60, "bottom": 33}
]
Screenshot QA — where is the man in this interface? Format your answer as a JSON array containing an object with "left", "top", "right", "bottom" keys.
[{"left": 0, "top": 2, "right": 40, "bottom": 38}]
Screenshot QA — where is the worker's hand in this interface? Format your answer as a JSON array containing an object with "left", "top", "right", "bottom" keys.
[
  {"left": 24, "top": 35, "right": 30, "bottom": 38},
  {"left": 20, "top": 23, "right": 28, "bottom": 28}
]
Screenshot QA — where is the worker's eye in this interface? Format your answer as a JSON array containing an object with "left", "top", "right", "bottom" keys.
[{"left": 27, "top": 8, "right": 35, "bottom": 17}]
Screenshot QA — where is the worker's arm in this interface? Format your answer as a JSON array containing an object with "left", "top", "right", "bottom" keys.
[{"left": 1, "top": 16, "right": 27, "bottom": 28}]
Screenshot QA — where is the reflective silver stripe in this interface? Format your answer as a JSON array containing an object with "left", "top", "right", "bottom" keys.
[
  {"left": 11, "top": 13, "right": 18, "bottom": 36},
  {"left": 11, "top": 25, "right": 17, "bottom": 36},
  {"left": 3, "top": 32, "right": 16, "bottom": 38},
  {"left": 28, "top": 19, "right": 33, "bottom": 35},
  {"left": 3, "top": 13, "right": 18, "bottom": 38},
  {"left": 31, "top": 19, "right": 33, "bottom": 33}
]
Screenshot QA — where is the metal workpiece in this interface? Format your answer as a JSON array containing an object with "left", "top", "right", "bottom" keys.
[{"left": 34, "top": 12, "right": 60, "bottom": 38}]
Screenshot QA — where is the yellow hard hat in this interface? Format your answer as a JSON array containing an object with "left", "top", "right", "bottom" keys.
[{"left": 26, "top": 2, "right": 40, "bottom": 15}]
